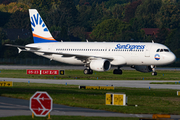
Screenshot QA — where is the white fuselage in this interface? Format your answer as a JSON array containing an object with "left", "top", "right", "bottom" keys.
[{"left": 26, "top": 42, "right": 176, "bottom": 66}]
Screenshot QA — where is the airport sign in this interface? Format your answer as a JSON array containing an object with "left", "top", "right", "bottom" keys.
[
  {"left": 177, "top": 91, "right": 180, "bottom": 96},
  {"left": 59, "top": 70, "right": 64, "bottom": 75},
  {"left": 27, "top": 70, "right": 40, "bottom": 74},
  {"left": 27, "top": 69, "right": 61, "bottom": 75},
  {"left": 113, "top": 94, "right": 125, "bottom": 106},
  {"left": 79, "top": 86, "right": 114, "bottom": 90},
  {"left": 41, "top": 70, "right": 59, "bottom": 75},
  {"left": 0, "top": 81, "right": 13, "bottom": 87},
  {"left": 30, "top": 91, "right": 53, "bottom": 117},
  {"left": 106, "top": 93, "right": 127, "bottom": 106},
  {"left": 105, "top": 93, "right": 112, "bottom": 105}
]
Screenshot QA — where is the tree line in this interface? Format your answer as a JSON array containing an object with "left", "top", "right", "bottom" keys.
[{"left": 0, "top": 0, "right": 180, "bottom": 64}]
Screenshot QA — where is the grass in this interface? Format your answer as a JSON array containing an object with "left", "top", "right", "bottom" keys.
[
  {"left": 1, "top": 82, "right": 180, "bottom": 115},
  {"left": 0, "top": 69, "right": 180, "bottom": 80},
  {"left": 150, "top": 82, "right": 180, "bottom": 85},
  {"left": 0, "top": 116, "right": 138, "bottom": 120}
]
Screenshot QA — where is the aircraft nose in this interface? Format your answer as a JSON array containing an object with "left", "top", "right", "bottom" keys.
[{"left": 169, "top": 53, "right": 176, "bottom": 63}]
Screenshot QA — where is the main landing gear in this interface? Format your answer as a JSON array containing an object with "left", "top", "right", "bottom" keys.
[
  {"left": 83, "top": 64, "right": 93, "bottom": 75},
  {"left": 83, "top": 69, "right": 93, "bottom": 74},
  {"left": 151, "top": 65, "right": 157, "bottom": 76},
  {"left": 113, "top": 66, "right": 122, "bottom": 75}
]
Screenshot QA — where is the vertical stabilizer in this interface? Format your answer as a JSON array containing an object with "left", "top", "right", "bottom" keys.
[{"left": 29, "top": 9, "right": 57, "bottom": 43}]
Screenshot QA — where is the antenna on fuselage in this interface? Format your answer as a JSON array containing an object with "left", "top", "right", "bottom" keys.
[
  {"left": 152, "top": 40, "right": 154, "bottom": 43},
  {"left": 86, "top": 39, "right": 88, "bottom": 42},
  {"left": 61, "top": 40, "right": 63, "bottom": 42}
]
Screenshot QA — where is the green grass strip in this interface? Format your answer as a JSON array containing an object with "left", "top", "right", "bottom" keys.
[
  {"left": 0, "top": 69, "right": 180, "bottom": 80},
  {"left": 150, "top": 82, "right": 180, "bottom": 84}
]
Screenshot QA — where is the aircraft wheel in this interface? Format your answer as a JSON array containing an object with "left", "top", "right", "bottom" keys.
[
  {"left": 84, "top": 69, "right": 89, "bottom": 74},
  {"left": 151, "top": 72, "right": 157, "bottom": 76},
  {"left": 113, "top": 69, "right": 122, "bottom": 75},
  {"left": 89, "top": 69, "right": 93, "bottom": 74},
  {"left": 84, "top": 69, "right": 93, "bottom": 74}
]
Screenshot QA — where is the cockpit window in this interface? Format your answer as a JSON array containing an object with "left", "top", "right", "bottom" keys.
[
  {"left": 156, "top": 49, "right": 160, "bottom": 52},
  {"left": 160, "top": 49, "right": 163, "bottom": 52},
  {"left": 164, "top": 49, "right": 169, "bottom": 52},
  {"left": 157, "top": 48, "right": 170, "bottom": 52}
]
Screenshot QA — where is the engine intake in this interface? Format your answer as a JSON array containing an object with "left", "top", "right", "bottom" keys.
[{"left": 90, "top": 59, "right": 111, "bottom": 71}]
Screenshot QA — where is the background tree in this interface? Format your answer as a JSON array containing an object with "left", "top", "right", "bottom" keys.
[
  {"left": 90, "top": 19, "right": 133, "bottom": 41},
  {"left": 111, "top": 4, "right": 125, "bottom": 20},
  {"left": 155, "top": 4, "right": 180, "bottom": 29},
  {"left": 124, "top": 0, "right": 141, "bottom": 22},
  {"left": 155, "top": 27, "right": 170, "bottom": 44},
  {"left": 135, "top": 0, "right": 162, "bottom": 28},
  {"left": 165, "top": 28, "right": 180, "bottom": 58},
  {"left": 5, "top": 10, "right": 30, "bottom": 29}
]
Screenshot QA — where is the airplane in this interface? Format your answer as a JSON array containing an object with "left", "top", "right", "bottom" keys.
[{"left": 5, "top": 9, "right": 176, "bottom": 76}]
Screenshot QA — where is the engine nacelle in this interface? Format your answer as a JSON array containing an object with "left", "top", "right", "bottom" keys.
[
  {"left": 90, "top": 59, "right": 111, "bottom": 71},
  {"left": 132, "top": 65, "right": 152, "bottom": 73}
]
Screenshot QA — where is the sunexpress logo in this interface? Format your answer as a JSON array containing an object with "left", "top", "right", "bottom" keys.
[
  {"left": 115, "top": 44, "right": 145, "bottom": 50},
  {"left": 30, "top": 13, "right": 48, "bottom": 32}
]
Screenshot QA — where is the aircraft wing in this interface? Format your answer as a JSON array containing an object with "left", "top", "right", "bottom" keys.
[
  {"left": 5, "top": 44, "right": 40, "bottom": 50},
  {"left": 5, "top": 44, "right": 114, "bottom": 61},
  {"left": 25, "top": 49, "right": 114, "bottom": 61}
]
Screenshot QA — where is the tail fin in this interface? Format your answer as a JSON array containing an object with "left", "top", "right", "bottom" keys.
[{"left": 29, "top": 9, "right": 57, "bottom": 43}]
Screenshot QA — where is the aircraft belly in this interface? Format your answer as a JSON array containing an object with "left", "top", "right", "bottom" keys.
[
  {"left": 52, "top": 55, "right": 83, "bottom": 65},
  {"left": 35, "top": 53, "right": 83, "bottom": 65}
]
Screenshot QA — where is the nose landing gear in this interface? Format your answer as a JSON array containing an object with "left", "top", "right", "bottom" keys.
[{"left": 151, "top": 65, "right": 157, "bottom": 76}]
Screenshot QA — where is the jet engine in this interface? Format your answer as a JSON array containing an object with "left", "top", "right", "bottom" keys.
[
  {"left": 90, "top": 59, "right": 111, "bottom": 71},
  {"left": 132, "top": 65, "right": 152, "bottom": 73}
]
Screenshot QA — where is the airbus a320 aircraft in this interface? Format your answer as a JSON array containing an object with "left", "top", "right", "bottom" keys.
[{"left": 6, "top": 9, "right": 176, "bottom": 76}]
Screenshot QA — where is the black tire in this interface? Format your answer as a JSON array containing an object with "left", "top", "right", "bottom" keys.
[
  {"left": 151, "top": 72, "right": 157, "bottom": 76},
  {"left": 113, "top": 69, "right": 122, "bottom": 75},
  {"left": 113, "top": 69, "right": 117, "bottom": 74},
  {"left": 89, "top": 69, "right": 93, "bottom": 74}
]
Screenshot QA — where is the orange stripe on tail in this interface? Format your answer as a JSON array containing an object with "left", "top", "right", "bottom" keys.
[{"left": 33, "top": 34, "right": 55, "bottom": 40}]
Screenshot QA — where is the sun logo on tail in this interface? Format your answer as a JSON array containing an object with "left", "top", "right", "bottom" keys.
[{"left": 30, "top": 13, "right": 48, "bottom": 32}]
